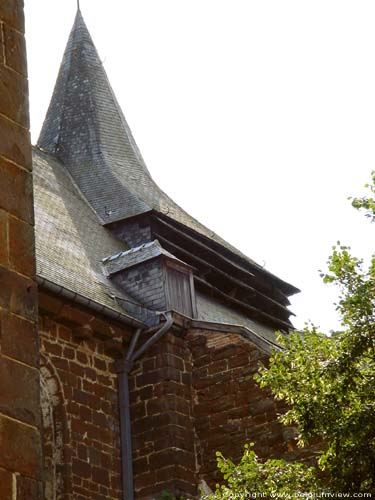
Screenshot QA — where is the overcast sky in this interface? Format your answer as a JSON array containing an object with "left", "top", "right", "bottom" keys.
[{"left": 24, "top": 1, "right": 374, "bottom": 332}]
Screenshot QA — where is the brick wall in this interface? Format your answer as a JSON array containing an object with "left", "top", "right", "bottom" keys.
[
  {"left": 39, "top": 291, "right": 199, "bottom": 499},
  {"left": 37, "top": 290, "right": 135, "bottom": 500},
  {"left": 188, "top": 330, "right": 297, "bottom": 488},
  {"left": 130, "top": 332, "right": 197, "bottom": 499},
  {"left": 0, "top": 1, "right": 42, "bottom": 498},
  {"left": 129, "top": 328, "right": 298, "bottom": 499},
  {"left": 39, "top": 287, "right": 301, "bottom": 499}
]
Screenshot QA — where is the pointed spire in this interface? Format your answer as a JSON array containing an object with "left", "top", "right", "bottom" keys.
[
  {"left": 38, "top": 10, "right": 152, "bottom": 223},
  {"left": 37, "top": 6, "right": 283, "bottom": 277},
  {"left": 38, "top": 8, "right": 227, "bottom": 246}
]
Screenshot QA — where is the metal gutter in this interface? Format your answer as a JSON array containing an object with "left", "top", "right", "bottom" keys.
[
  {"left": 115, "top": 312, "right": 174, "bottom": 500},
  {"left": 36, "top": 275, "right": 146, "bottom": 329}
]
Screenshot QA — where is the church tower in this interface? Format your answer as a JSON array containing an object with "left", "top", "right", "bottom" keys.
[
  {"left": 33, "top": 8, "right": 301, "bottom": 499},
  {"left": 38, "top": 9, "right": 297, "bottom": 331}
]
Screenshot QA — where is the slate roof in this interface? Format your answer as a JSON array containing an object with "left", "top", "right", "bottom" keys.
[
  {"left": 102, "top": 240, "right": 190, "bottom": 277},
  {"left": 33, "top": 9, "right": 298, "bottom": 340},
  {"left": 195, "top": 291, "right": 279, "bottom": 344},
  {"left": 33, "top": 145, "right": 279, "bottom": 340},
  {"left": 33, "top": 147, "right": 152, "bottom": 325},
  {"left": 36, "top": 10, "right": 268, "bottom": 271}
]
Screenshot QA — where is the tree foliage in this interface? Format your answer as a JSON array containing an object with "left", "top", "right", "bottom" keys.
[
  {"left": 205, "top": 174, "right": 375, "bottom": 498},
  {"left": 203, "top": 445, "right": 317, "bottom": 499}
]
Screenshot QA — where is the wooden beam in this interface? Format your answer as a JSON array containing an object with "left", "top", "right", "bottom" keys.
[
  {"left": 154, "top": 216, "right": 291, "bottom": 305},
  {"left": 154, "top": 232, "right": 293, "bottom": 316},
  {"left": 155, "top": 216, "right": 255, "bottom": 276},
  {"left": 155, "top": 214, "right": 299, "bottom": 297},
  {"left": 194, "top": 276, "right": 293, "bottom": 331}
]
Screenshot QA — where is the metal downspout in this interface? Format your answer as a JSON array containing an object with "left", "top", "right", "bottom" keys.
[{"left": 115, "top": 312, "right": 173, "bottom": 500}]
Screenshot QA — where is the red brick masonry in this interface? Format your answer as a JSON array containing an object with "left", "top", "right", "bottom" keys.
[
  {"left": 0, "top": 1, "right": 42, "bottom": 498},
  {"left": 39, "top": 291, "right": 297, "bottom": 499}
]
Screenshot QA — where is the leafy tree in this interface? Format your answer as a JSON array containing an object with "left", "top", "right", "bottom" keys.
[
  {"left": 205, "top": 173, "right": 375, "bottom": 498},
  {"left": 204, "top": 444, "right": 317, "bottom": 499}
]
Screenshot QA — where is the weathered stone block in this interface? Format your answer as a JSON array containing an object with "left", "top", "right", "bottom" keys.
[
  {"left": 8, "top": 215, "right": 35, "bottom": 276},
  {"left": 0, "top": 210, "right": 8, "bottom": 266},
  {"left": 0, "top": 266, "right": 37, "bottom": 319},
  {"left": 1, "top": 312, "right": 38, "bottom": 367},
  {"left": 0, "top": 65, "right": 29, "bottom": 127},
  {"left": 0, "top": 23, "right": 3, "bottom": 65},
  {"left": 0, "top": 114, "right": 31, "bottom": 170},
  {"left": 91, "top": 466, "right": 110, "bottom": 487},
  {"left": 0, "top": 414, "right": 41, "bottom": 476},
  {"left": 3, "top": 24, "right": 26, "bottom": 76},
  {"left": 0, "top": 157, "right": 33, "bottom": 222},
  {"left": 0, "top": 356, "right": 40, "bottom": 425},
  {"left": 0, "top": 0, "right": 25, "bottom": 32},
  {"left": 16, "top": 475, "right": 41, "bottom": 500},
  {"left": 72, "top": 458, "right": 91, "bottom": 479},
  {"left": 134, "top": 470, "right": 156, "bottom": 490},
  {"left": 0, "top": 467, "right": 13, "bottom": 499}
]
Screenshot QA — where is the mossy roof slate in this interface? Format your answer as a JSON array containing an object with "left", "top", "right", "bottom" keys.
[
  {"left": 33, "top": 10, "right": 297, "bottom": 336},
  {"left": 33, "top": 147, "right": 146, "bottom": 323},
  {"left": 33, "top": 146, "right": 282, "bottom": 340},
  {"left": 36, "top": 10, "right": 271, "bottom": 274}
]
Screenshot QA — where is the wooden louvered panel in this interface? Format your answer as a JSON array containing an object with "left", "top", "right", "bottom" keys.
[{"left": 166, "top": 266, "right": 194, "bottom": 317}]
